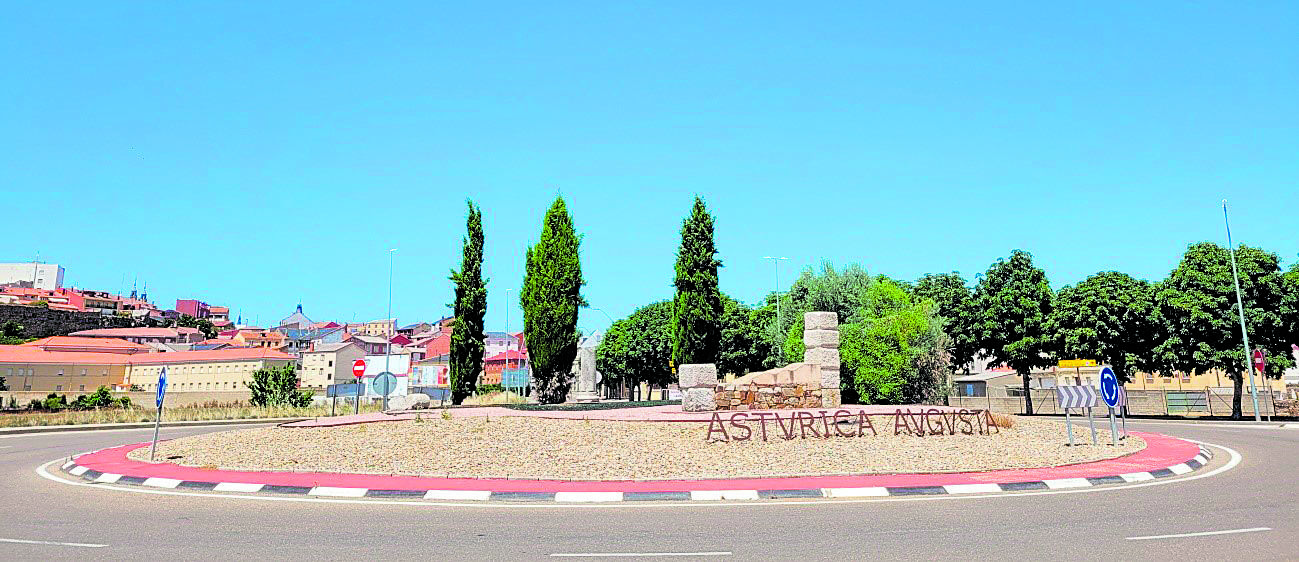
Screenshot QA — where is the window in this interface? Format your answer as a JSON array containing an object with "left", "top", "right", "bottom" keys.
[
  {"left": 55, "top": 385, "right": 63, "bottom": 391},
  {"left": 1145, "top": 374, "right": 1154, "bottom": 384},
  {"left": 328, "top": 360, "right": 333, "bottom": 367},
  {"left": 79, "top": 385, "right": 85, "bottom": 391},
  {"left": 24, "top": 385, "right": 31, "bottom": 391},
  {"left": 58, "top": 369, "right": 64, "bottom": 376},
  {"left": 81, "top": 369, "right": 87, "bottom": 376}
]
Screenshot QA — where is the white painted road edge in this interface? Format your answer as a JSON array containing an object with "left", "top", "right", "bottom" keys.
[
  {"left": 550, "top": 552, "right": 732, "bottom": 557},
  {"left": 1127, "top": 527, "right": 1272, "bottom": 541},
  {"left": 0, "top": 537, "right": 108, "bottom": 548},
  {"left": 33, "top": 440, "right": 1244, "bottom": 510}
]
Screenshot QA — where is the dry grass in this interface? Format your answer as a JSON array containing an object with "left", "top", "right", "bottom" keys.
[
  {"left": 461, "top": 391, "right": 528, "bottom": 406},
  {"left": 0, "top": 402, "right": 386, "bottom": 428},
  {"left": 988, "top": 412, "right": 1015, "bottom": 428}
]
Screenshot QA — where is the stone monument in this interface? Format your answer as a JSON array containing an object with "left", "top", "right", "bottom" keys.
[
  {"left": 802, "top": 311, "right": 842, "bottom": 408},
  {"left": 572, "top": 345, "right": 602, "bottom": 403},
  {"left": 678, "top": 363, "right": 719, "bottom": 411}
]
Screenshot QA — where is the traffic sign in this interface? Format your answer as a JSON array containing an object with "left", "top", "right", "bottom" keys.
[
  {"left": 1099, "top": 367, "right": 1120, "bottom": 408},
  {"left": 352, "top": 359, "right": 366, "bottom": 379},
  {"left": 1057, "top": 359, "right": 1097, "bottom": 368},
  {"left": 1253, "top": 349, "right": 1266, "bottom": 374},
  {"left": 156, "top": 366, "right": 168, "bottom": 409},
  {"left": 372, "top": 372, "right": 398, "bottom": 396},
  {"left": 1055, "top": 385, "right": 1097, "bottom": 409}
]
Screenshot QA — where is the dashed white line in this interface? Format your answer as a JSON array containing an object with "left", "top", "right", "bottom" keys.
[
  {"left": 689, "top": 490, "right": 759, "bottom": 501},
  {"left": 550, "top": 552, "right": 732, "bottom": 557},
  {"left": 1127, "top": 527, "right": 1271, "bottom": 541},
  {"left": 0, "top": 537, "right": 108, "bottom": 548}
]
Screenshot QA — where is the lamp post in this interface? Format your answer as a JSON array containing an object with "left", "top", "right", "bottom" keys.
[
  {"left": 504, "top": 288, "right": 514, "bottom": 398},
  {"left": 383, "top": 248, "right": 397, "bottom": 411},
  {"left": 1223, "top": 200, "right": 1261, "bottom": 422},
  {"left": 763, "top": 256, "right": 789, "bottom": 336}
]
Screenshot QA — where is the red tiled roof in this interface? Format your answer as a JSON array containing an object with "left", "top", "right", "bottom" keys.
[
  {"left": 70, "top": 327, "right": 190, "bottom": 338},
  {"left": 20, "top": 336, "right": 152, "bottom": 354},
  {"left": 0, "top": 346, "right": 296, "bottom": 366}
]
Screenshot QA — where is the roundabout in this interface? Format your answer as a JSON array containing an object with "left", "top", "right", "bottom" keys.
[{"left": 51, "top": 408, "right": 1203, "bottom": 504}]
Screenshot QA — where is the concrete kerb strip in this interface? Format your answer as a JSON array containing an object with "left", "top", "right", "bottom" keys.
[
  {"left": 0, "top": 417, "right": 306, "bottom": 436},
  {"left": 58, "top": 445, "right": 1214, "bottom": 504}
]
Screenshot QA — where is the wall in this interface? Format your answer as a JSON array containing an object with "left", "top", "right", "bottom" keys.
[
  {"left": 715, "top": 383, "right": 823, "bottom": 410},
  {"left": 949, "top": 388, "right": 1282, "bottom": 417},
  {"left": 2, "top": 363, "right": 127, "bottom": 392},
  {"left": 126, "top": 359, "right": 296, "bottom": 392},
  {"left": 0, "top": 304, "right": 135, "bottom": 338},
  {"left": 2, "top": 390, "right": 254, "bottom": 408}
]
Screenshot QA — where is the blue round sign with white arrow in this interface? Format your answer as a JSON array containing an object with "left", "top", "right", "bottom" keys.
[{"left": 1099, "top": 366, "right": 1119, "bottom": 408}]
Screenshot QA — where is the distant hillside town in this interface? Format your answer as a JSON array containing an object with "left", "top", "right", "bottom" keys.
[{"left": 0, "top": 262, "right": 529, "bottom": 395}]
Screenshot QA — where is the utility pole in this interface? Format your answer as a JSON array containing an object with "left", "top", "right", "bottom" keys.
[
  {"left": 763, "top": 256, "right": 789, "bottom": 344},
  {"left": 384, "top": 248, "right": 397, "bottom": 410},
  {"left": 1223, "top": 200, "right": 1262, "bottom": 422},
  {"left": 505, "top": 288, "right": 512, "bottom": 397}
]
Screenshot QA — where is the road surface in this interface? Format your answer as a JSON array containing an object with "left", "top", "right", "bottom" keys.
[{"left": 1, "top": 419, "right": 1292, "bottom": 560}]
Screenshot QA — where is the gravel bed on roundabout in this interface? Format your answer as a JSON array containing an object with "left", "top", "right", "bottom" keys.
[{"left": 131, "top": 414, "right": 1144, "bottom": 481}]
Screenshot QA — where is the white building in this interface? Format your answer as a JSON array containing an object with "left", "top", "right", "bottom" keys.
[{"left": 0, "top": 263, "right": 64, "bottom": 290}]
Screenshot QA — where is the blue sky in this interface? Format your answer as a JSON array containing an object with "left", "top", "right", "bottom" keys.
[{"left": 3, "top": 2, "right": 1296, "bottom": 333}]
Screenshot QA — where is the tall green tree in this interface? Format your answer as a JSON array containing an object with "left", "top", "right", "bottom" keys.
[
  {"left": 973, "top": 250, "right": 1055, "bottom": 414},
  {"left": 176, "top": 315, "right": 217, "bottom": 339},
  {"left": 1048, "top": 272, "right": 1157, "bottom": 385},
  {"left": 1153, "top": 243, "right": 1294, "bottom": 418},
  {"left": 717, "top": 295, "right": 768, "bottom": 377},
  {"left": 449, "top": 201, "right": 487, "bottom": 405},
  {"left": 913, "top": 272, "right": 977, "bottom": 375},
  {"left": 768, "top": 261, "right": 874, "bottom": 367},
  {"left": 1283, "top": 263, "right": 1299, "bottom": 346},
  {"left": 521, "top": 196, "right": 586, "bottom": 403},
  {"left": 596, "top": 301, "right": 674, "bottom": 393},
  {"left": 672, "top": 197, "right": 723, "bottom": 367},
  {"left": 245, "top": 365, "right": 312, "bottom": 407}
]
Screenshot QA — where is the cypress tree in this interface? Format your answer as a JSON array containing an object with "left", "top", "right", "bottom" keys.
[
  {"left": 672, "top": 197, "right": 723, "bottom": 366},
  {"left": 521, "top": 196, "right": 586, "bottom": 404},
  {"left": 449, "top": 201, "right": 487, "bottom": 405}
]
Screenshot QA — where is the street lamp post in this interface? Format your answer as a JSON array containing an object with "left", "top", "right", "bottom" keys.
[
  {"left": 1223, "top": 200, "right": 1261, "bottom": 422},
  {"left": 763, "top": 255, "right": 789, "bottom": 334},
  {"left": 384, "top": 248, "right": 397, "bottom": 411},
  {"left": 504, "top": 288, "right": 513, "bottom": 398}
]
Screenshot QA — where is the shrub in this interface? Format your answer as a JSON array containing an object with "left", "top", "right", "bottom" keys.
[
  {"left": 43, "top": 393, "right": 68, "bottom": 411},
  {"left": 28, "top": 399, "right": 42, "bottom": 411},
  {"left": 245, "top": 365, "right": 313, "bottom": 407},
  {"left": 988, "top": 412, "right": 1015, "bottom": 429}
]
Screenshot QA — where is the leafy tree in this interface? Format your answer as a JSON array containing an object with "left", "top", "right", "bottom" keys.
[
  {"left": 596, "top": 301, "right": 674, "bottom": 393},
  {"left": 1283, "top": 264, "right": 1299, "bottom": 346},
  {"left": 672, "top": 197, "right": 723, "bottom": 366},
  {"left": 245, "top": 365, "right": 313, "bottom": 407},
  {"left": 783, "top": 279, "right": 950, "bottom": 404},
  {"left": 913, "top": 272, "right": 977, "bottom": 374},
  {"left": 1153, "top": 243, "right": 1294, "bottom": 418},
  {"left": 717, "top": 295, "right": 768, "bottom": 377},
  {"left": 972, "top": 250, "right": 1055, "bottom": 414},
  {"left": 0, "top": 377, "right": 6, "bottom": 391},
  {"left": 1048, "top": 272, "right": 1157, "bottom": 385},
  {"left": 0, "top": 321, "right": 30, "bottom": 345},
  {"left": 449, "top": 201, "right": 488, "bottom": 405},
  {"left": 521, "top": 196, "right": 586, "bottom": 403},
  {"left": 769, "top": 261, "right": 874, "bottom": 367},
  {"left": 176, "top": 315, "right": 217, "bottom": 339},
  {"left": 71, "top": 386, "right": 126, "bottom": 410}
]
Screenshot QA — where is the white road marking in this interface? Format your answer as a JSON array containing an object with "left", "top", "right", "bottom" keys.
[
  {"left": 943, "top": 484, "right": 1001, "bottom": 494},
  {"left": 68, "top": 465, "right": 89, "bottom": 476},
  {"left": 0, "top": 537, "right": 108, "bottom": 548},
  {"left": 214, "top": 482, "right": 264, "bottom": 493},
  {"left": 555, "top": 492, "right": 624, "bottom": 503},
  {"left": 824, "top": 487, "right": 889, "bottom": 498},
  {"left": 309, "top": 487, "right": 368, "bottom": 498},
  {"left": 0, "top": 445, "right": 13, "bottom": 449},
  {"left": 142, "top": 477, "right": 182, "bottom": 488},
  {"left": 1119, "top": 472, "right": 1155, "bottom": 483},
  {"left": 1169, "top": 463, "right": 1193, "bottom": 475},
  {"left": 1043, "top": 478, "right": 1091, "bottom": 489},
  {"left": 550, "top": 552, "right": 731, "bottom": 557},
  {"left": 689, "top": 490, "right": 759, "bottom": 501},
  {"left": 32, "top": 440, "right": 1242, "bottom": 510},
  {"left": 1127, "top": 527, "right": 1271, "bottom": 541},
  {"left": 94, "top": 473, "right": 122, "bottom": 484},
  {"left": 424, "top": 490, "right": 491, "bottom": 501}
]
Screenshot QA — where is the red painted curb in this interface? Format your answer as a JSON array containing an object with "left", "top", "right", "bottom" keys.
[{"left": 70, "top": 431, "right": 1199, "bottom": 493}]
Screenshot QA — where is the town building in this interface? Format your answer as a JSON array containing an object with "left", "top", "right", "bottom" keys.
[
  {"left": 350, "top": 318, "right": 396, "bottom": 337},
  {"left": 230, "top": 329, "right": 286, "bottom": 350},
  {"left": 299, "top": 342, "right": 365, "bottom": 388},
  {"left": 344, "top": 333, "right": 389, "bottom": 355},
  {"left": 69, "top": 327, "right": 204, "bottom": 345},
  {"left": 0, "top": 262, "right": 64, "bottom": 290},
  {"left": 0, "top": 341, "right": 295, "bottom": 393},
  {"left": 175, "top": 299, "right": 211, "bottom": 318}
]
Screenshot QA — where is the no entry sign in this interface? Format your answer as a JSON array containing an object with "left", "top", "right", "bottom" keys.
[
  {"left": 1253, "top": 349, "right": 1266, "bottom": 374},
  {"left": 352, "top": 359, "right": 367, "bottom": 379}
]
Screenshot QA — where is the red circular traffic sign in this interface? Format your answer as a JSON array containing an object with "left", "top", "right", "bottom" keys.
[
  {"left": 1253, "top": 349, "right": 1266, "bottom": 372},
  {"left": 352, "top": 359, "right": 367, "bottom": 379}
]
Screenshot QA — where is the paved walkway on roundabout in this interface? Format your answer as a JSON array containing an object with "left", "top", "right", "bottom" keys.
[
  {"left": 282, "top": 403, "right": 967, "bottom": 427},
  {"left": 62, "top": 429, "right": 1208, "bottom": 502}
]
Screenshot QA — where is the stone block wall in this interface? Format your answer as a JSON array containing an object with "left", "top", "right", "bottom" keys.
[
  {"left": 0, "top": 305, "right": 137, "bottom": 338},
  {"left": 714, "top": 383, "right": 823, "bottom": 410},
  {"left": 803, "top": 311, "right": 842, "bottom": 407},
  {"left": 678, "top": 363, "right": 718, "bottom": 412}
]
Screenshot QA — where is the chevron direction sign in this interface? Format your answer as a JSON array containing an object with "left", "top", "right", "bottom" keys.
[{"left": 1056, "top": 385, "right": 1097, "bottom": 409}]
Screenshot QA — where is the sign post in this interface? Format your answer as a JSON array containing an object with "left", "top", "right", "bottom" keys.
[
  {"left": 149, "top": 367, "right": 168, "bottom": 461},
  {"left": 1099, "top": 366, "right": 1120, "bottom": 446},
  {"left": 352, "top": 359, "right": 366, "bottom": 414},
  {"left": 1055, "top": 385, "right": 1097, "bottom": 446},
  {"left": 373, "top": 372, "right": 397, "bottom": 410}
]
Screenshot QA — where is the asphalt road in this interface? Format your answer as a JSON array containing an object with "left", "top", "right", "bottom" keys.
[{"left": 1, "top": 419, "right": 1295, "bottom": 561}]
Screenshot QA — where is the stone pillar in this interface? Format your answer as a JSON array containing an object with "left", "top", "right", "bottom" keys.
[
  {"left": 803, "top": 312, "right": 842, "bottom": 407},
  {"left": 573, "top": 346, "right": 601, "bottom": 403},
  {"left": 678, "top": 363, "right": 718, "bottom": 412}
]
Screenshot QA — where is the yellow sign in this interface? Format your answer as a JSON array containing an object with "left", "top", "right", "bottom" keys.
[{"left": 1057, "top": 359, "right": 1097, "bottom": 368}]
